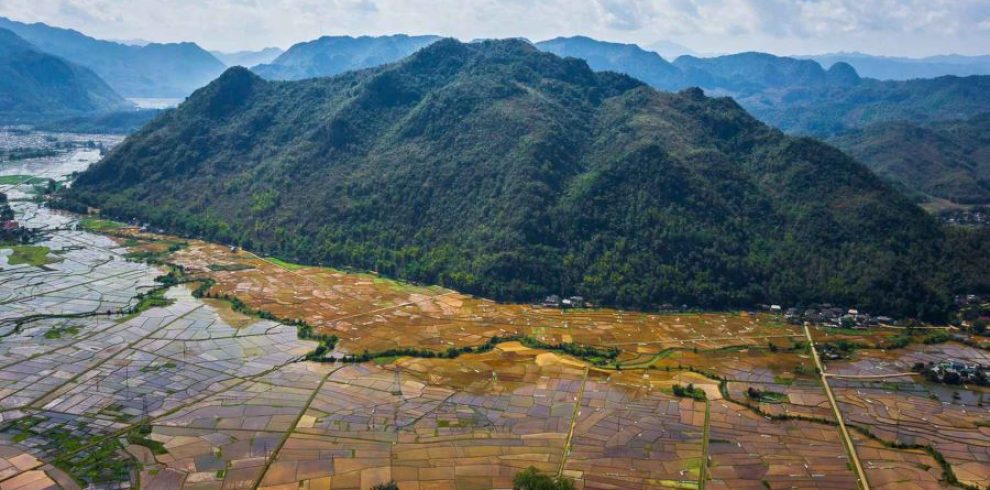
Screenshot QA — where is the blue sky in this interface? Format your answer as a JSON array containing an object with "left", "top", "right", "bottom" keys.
[{"left": 1, "top": 0, "right": 988, "bottom": 57}]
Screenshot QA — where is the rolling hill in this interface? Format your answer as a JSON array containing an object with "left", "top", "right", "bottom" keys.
[
  {"left": 830, "top": 114, "right": 990, "bottom": 204},
  {"left": 252, "top": 34, "right": 441, "bottom": 80},
  {"left": 0, "top": 28, "right": 131, "bottom": 123},
  {"left": 0, "top": 16, "right": 226, "bottom": 97},
  {"left": 64, "top": 39, "right": 984, "bottom": 319}
]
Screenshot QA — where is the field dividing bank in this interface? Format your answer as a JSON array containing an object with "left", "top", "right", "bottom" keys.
[
  {"left": 699, "top": 399, "right": 711, "bottom": 490},
  {"left": 804, "top": 323, "right": 871, "bottom": 490},
  {"left": 251, "top": 365, "right": 343, "bottom": 490},
  {"left": 558, "top": 366, "right": 591, "bottom": 479}
]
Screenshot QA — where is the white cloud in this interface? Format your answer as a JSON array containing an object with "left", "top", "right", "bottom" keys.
[{"left": 0, "top": 0, "right": 987, "bottom": 56}]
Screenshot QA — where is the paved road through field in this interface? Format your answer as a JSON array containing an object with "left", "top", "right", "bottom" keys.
[{"left": 803, "top": 323, "right": 871, "bottom": 490}]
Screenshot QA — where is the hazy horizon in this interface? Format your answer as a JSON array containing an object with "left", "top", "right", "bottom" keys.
[{"left": 0, "top": 0, "right": 988, "bottom": 58}]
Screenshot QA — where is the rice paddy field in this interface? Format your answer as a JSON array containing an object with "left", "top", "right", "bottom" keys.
[{"left": 1, "top": 136, "right": 988, "bottom": 489}]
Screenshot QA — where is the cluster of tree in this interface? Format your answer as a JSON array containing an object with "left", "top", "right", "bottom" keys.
[
  {"left": 518, "top": 336, "right": 619, "bottom": 365},
  {"left": 512, "top": 467, "right": 575, "bottom": 490},
  {"left": 671, "top": 383, "right": 706, "bottom": 401},
  {"left": 0, "top": 193, "right": 13, "bottom": 221},
  {"left": 335, "top": 334, "right": 522, "bottom": 363},
  {"left": 745, "top": 386, "right": 787, "bottom": 403},
  {"left": 62, "top": 39, "right": 990, "bottom": 321},
  {"left": 818, "top": 339, "right": 867, "bottom": 359}
]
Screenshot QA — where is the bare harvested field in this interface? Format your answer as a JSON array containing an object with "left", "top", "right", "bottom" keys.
[{"left": 171, "top": 242, "right": 803, "bottom": 360}]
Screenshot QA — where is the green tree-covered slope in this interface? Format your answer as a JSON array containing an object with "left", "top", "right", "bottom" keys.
[
  {"left": 830, "top": 114, "right": 990, "bottom": 205},
  {"left": 65, "top": 39, "right": 986, "bottom": 319}
]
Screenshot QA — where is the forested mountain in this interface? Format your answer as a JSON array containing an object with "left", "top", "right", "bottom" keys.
[
  {"left": 252, "top": 34, "right": 440, "bottom": 80},
  {"left": 830, "top": 114, "right": 990, "bottom": 204},
  {"left": 64, "top": 39, "right": 987, "bottom": 319},
  {"left": 536, "top": 36, "right": 683, "bottom": 90},
  {"left": 0, "top": 28, "right": 131, "bottom": 123},
  {"left": 805, "top": 52, "right": 990, "bottom": 81},
  {"left": 211, "top": 47, "right": 283, "bottom": 67},
  {"left": 0, "top": 16, "right": 226, "bottom": 97}
]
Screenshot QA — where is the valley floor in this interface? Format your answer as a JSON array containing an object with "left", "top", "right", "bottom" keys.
[{"left": 0, "top": 132, "right": 987, "bottom": 490}]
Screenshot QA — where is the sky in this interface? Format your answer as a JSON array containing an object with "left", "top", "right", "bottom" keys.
[{"left": 0, "top": 0, "right": 988, "bottom": 57}]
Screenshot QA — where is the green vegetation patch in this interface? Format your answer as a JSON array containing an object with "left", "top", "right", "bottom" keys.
[
  {"left": 5, "top": 245, "right": 57, "bottom": 266},
  {"left": 129, "top": 287, "right": 175, "bottom": 315},
  {"left": 126, "top": 425, "right": 167, "bottom": 455},
  {"left": 513, "top": 467, "right": 575, "bottom": 490},
  {"left": 0, "top": 175, "right": 47, "bottom": 185},
  {"left": 671, "top": 383, "right": 707, "bottom": 401},
  {"left": 519, "top": 336, "right": 620, "bottom": 366},
  {"left": 43, "top": 324, "right": 81, "bottom": 340},
  {"left": 124, "top": 241, "right": 187, "bottom": 264},
  {"left": 266, "top": 257, "right": 308, "bottom": 271},
  {"left": 1, "top": 415, "right": 137, "bottom": 486},
  {"left": 208, "top": 262, "right": 255, "bottom": 272},
  {"left": 745, "top": 387, "right": 789, "bottom": 403},
  {"left": 78, "top": 218, "right": 125, "bottom": 230}
]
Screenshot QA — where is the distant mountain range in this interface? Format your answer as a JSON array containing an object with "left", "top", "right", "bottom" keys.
[
  {"left": 0, "top": 28, "right": 131, "bottom": 123},
  {"left": 210, "top": 47, "right": 283, "bottom": 67},
  {"left": 831, "top": 114, "right": 990, "bottom": 205},
  {"left": 672, "top": 51, "right": 860, "bottom": 94},
  {"left": 252, "top": 34, "right": 441, "bottom": 80},
  {"left": 248, "top": 33, "right": 990, "bottom": 137},
  {"left": 0, "top": 16, "right": 226, "bottom": 97},
  {"left": 803, "top": 52, "right": 990, "bottom": 81},
  {"left": 64, "top": 39, "right": 988, "bottom": 320},
  {"left": 531, "top": 37, "right": 990, "bottom": 137}
]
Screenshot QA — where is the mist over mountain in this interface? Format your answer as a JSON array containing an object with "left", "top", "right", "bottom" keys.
[
  {"left": 0, "top": 16, "right": 226, "bottom": 98},
  {"left": 0, "top": 27, "right": 131, "bottom": 123},
  {"left": 211, "top": 47, "right": 284, "bottom": 67},
  {"left": 64, "top": 39, "right": 986, "bottom": 319},
  {"left": 252, "top": 34, "right": 441, "bottom": 80}
]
